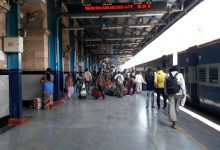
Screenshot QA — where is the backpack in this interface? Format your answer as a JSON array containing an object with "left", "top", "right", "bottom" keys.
[{"left": 166, "top": 73, "right": 180, "bottom": 95}]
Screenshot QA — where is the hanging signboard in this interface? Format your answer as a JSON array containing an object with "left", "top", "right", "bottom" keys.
[
  {"left": 84, "top": 3, "right": 152, "bottom": 12},
  {"left": 67, "top": 1, "right": 167, "bottom": 13}
]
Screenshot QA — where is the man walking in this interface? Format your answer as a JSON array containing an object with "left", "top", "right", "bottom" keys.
[
  {"left": 135, "top": 71, "right": 146, "bottom": 94},
  {"left": 165, "top": 65, "right": 186, "bottom": 129},
  {"left": 145, "top": 68, "right": 155, "bottom": 108},
  {"left": 154, "top": 66, "right": 167, "bottom": 109}
]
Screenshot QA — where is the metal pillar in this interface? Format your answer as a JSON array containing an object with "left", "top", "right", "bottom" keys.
[
  {"left": 48, "top": 0, "right": 61, "bottom": 101},
  {"left": 58, "top": 14, "right": 64, "bottom": 94},
  {"left": 7, "top": 1, "right": 26, "bottom": 125},
  {"left": 69, "top": 18, "right": 75, "bottom": 79}
]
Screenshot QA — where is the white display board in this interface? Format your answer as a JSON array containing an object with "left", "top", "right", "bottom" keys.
[{"left": 4, "top": 36, "right": 23, "bottom": 53}]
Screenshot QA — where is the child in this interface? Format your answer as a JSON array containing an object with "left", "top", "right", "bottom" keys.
[{"left": 65, "top": 73, "right": 74, "bottom": 99}]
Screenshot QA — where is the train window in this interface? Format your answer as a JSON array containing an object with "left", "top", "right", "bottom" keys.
[
  {"left": 209, "top": 67, "right": 218, "bottom": 83},
  {"left": 199, "top": 68, "right": 206, "bottom": 82}
]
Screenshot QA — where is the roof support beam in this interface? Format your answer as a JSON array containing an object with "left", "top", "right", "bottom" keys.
[
  {"left": 96, "top": 53, "right": 132, "bottom": 56},
  {"left": 80, "top": 36, "right": 145, "bottom": 41},
  {"left": 62, "top": 24, "right": 165, "bottom": 31}
]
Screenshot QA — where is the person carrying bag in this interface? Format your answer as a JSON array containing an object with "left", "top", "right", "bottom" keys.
[{"left": 165, "top": 65, "right": 186, "bottom": 129}]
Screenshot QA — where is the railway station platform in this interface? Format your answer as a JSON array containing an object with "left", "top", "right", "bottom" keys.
[
  {"left": 0, "top": 93, "right": 219, "bottom": 150},
  {"left": 1, "top": 1, "right": 220, "bottom": 149}
]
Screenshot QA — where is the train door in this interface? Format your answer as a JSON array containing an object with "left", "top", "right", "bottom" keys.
[
  {"left": 190, "top": 52, "right": 200, "bottom": 102},
  {"left": 184, "top": 66, "right": 192, "bottom": 99}
]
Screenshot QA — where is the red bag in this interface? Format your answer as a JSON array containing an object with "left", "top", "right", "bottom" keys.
[{"left": 91, "top": 88, "right": 102, "bottom": 99}]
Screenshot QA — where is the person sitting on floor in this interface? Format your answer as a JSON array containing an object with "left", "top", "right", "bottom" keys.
[
  {"left": 42, "top": 72, "right": 54, "bottom": 110},
  {"left": 40, "top": 68, "right": 54, "bottom": 84}
]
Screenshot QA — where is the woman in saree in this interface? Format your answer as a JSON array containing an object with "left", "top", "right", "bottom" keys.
[{"left": 42, "top": 72, "right": 54, "bottom": 109}]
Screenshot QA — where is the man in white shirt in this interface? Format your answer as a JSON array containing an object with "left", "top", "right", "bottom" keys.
[
  {"left": 165, "top": 65, "right": 186, "bottom": 129},
  {"left": 135, "top": 71, "right": 146, "bottom": 94}
]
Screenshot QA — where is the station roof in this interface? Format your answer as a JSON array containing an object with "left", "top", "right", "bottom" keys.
[{"left": 64, "top": 0, "right": 202, "bottom": 64}]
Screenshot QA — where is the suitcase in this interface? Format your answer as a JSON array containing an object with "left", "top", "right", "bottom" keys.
[{"left": 91, "top": 88, "right": 102, "bottom": 99}]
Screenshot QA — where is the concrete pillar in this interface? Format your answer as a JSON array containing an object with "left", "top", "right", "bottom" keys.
[
  {"left": 0, "top": 1, "right": 9, "bottom": 69},
  {"left": 7, "top": 1, "right": 26, "bottom": 125},
  {"left": 0, "top": 0, "right": 10, "bottom": 126},
  {"left": 77, "top": 30, "right": 82, "bottom": 72},
  {"left": 74, "top": 30, "right": 79, "bottom": 73},
  {"left": 63, "top": 30, "right": 70, "bottom": 72},
  {"left": 22, "top": 2, "right": 49, "bottom": 71},
  {"left": 58, "top": 7, "right": 64, "bottom": 93}
]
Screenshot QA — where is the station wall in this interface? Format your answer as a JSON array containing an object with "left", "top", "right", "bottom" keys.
[
  {"left": 0, "top": 75, "right": 9, "bottom": 118},
  {"left": 0, "top": 1, "right": 10, "bottom": 120},
  {"left": 22, "top": 74, "right": 43, "bottom": 101}
]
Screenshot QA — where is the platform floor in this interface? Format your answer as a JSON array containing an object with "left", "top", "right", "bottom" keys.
[{"left": 0, "top": 93, "right": 220, "bottom": 150}]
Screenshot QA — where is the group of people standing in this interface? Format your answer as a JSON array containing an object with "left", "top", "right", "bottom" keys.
[
  {"left": 145, "top": 65, "right": 186, "bottom": 129},
  {"left": 75, "top": 68, "right": 147, "bottom": 99},
  {"left": 40, "top": 66, "right": 186, "bottom": 129}
]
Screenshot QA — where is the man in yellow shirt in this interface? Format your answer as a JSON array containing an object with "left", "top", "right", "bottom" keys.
[{"left": 154, "top": 66, "right": 167, "bottom": 109}]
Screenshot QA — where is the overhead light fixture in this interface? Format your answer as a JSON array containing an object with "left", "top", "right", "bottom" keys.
[
  {"left": 106, "top": 38, "right": 121, "bottom": 41},
  {"left": 113, "top": 49, "right": 133, "bottom": 51},
  {"left": 124, "top": 37, "right": 144, "bottom": 40},
  {"left": 63, "top": 27, "right": 84, "bottom": 31},
  {"left": 102, "top": 14, "right": 131, "bottom": 18},
  {"left": 84, "top": 39, "right": 102, "bottom": 42},
  {"left": 135, "top": 13, "right": 164, "bottom": 17},
  {"left": 86, "top": 45, "right": 96, "bottom": 47},
  {"left": 71, "top": 16, "right": 99, "bottom": 19},
  {"left": 128, "top": 25, "right": 151, "bottom": 28},
  {"left": 112, "top": 43, "right": 139, "bottom": 46},
  {"left": 102, "top": 26, "right": 123, "bottom": 30},
  {"left": 106, "top": 37, "right": 144, "bottom": 41}
]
